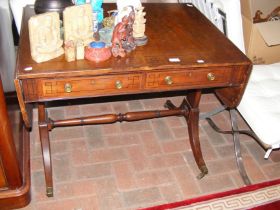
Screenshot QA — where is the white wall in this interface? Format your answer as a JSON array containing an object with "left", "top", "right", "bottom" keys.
[{"left": 0, "top": 0, "right": 16, "bottom": 92}]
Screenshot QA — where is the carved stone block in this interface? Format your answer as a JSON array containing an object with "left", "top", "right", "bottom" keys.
[
  {"left": 64, "top": 40, "right": 76, "bottom": 62},
  {"left": 28, "top": 12, "right": 64, "bottom": 63},
  {"left": 76, "top": 40, "right": 85, "bottom": 60},
  {"left": 63, "top": 4, "right": 94, "bottom": 45}
]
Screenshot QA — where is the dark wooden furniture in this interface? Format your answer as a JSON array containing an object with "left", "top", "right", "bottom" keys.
[
  {"left": 15, "top": 4, "right": 252, "bottom": 197},
  {"left": 0, "top": 77, "right": 31, "bottom": 209}
]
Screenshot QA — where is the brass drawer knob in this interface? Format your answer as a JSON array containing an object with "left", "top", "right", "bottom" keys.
[
  {"left": 115, "top": 80, "right": 123, "bottom": 89},
  {"left": 207, "top": 73, "right": 215, "bottom": 81},
  {"left": 164, "top": 76, "right": 173, "bottom": 85},
  {"left": 64, "top": 83, "right": 72, "bottom": 93}
]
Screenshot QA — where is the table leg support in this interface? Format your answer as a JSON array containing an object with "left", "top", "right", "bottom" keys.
[
  {"left": 187, "top": 106, "right": 208, "bottom": 179},
  {"left": 165, "top": 90, "right": 208, "bottom": 179},
  {"left": 38, "top": 103, "right": 53, "bottom": 197},
  {"left": 186, "top": 91, "right": 208, "bottom": 179}
]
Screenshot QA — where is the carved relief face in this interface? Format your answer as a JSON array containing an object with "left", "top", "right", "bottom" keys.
[
  {"left": 63, "top": 4, "right": 93, "bottom": 44},
  {"left": 28, "top": 12, "right": 64, "bottom": 63}
]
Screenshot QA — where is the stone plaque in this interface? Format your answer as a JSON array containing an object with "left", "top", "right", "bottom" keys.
[
  {"left": 28, "top": 12, "right": 64, "bottom": 63},
  {"left": 63, "top": 4, "right": 94, "bottom": 45}
]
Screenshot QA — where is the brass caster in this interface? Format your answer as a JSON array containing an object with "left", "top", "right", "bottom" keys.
[
  {"left": 46, "top": 187, "right": 54, "bottom": 197},
  {"left": 196, "top": 165, "right": 208, "bottom": 179}
]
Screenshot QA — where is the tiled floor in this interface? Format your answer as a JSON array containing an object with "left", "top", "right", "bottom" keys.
[{"left": 13, "top": 93, "right": 280, "bottom": 210}]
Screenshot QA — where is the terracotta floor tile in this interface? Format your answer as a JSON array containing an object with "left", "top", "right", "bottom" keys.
[
  {"left": 70, "top": 180, "right": 97, "bottom": 197},
  {"left": 64, "top": 104, "right": 81, "bottom": 118},
  {"left": 151, "top": 118, "right": 174, "bottom": 142},
  {"left": 113, "top": 160, "right": 136, "bottom": 190},
  {"left": 172, "top": 166, "right": 201, "bottom": 197},
  {"left": 80, "top": 103, "right": 113, "bottom": 116},
  {"left": 162, "top": 139, "right": 190, "bottom": 153},
  {"left": 262, "top": 163, "right": 280, "bottom": 180},
  {"left": 84, "top": 125, "right": 105, "bottom": 148},
  {"left": 201, "top": 123, "right": 227, "bottom": 146},
  {"left": 140, "top": 131, "right": 163, "bottom": 156},
  {"left": 198, "top": 174, "right": 235, "bottom": 194},
  {"left": 164, "top": 153, "right": 187, "bottom": 167},
  {"left": 120, "top": 120, "right": 152, "bottom": 133},
  {"left": 16, "top": 93, "right": 280, "bottom": 210},
  {"left": 50, "top": 126, "right": 85, "bottom": 141},
  {"left": 105, "top": 133, "right": 140, "bottom": 147},
  {"left": 270, "top": 151, "right": 280, "bottom": 162},
  {"left": 93, "top": 177, "right": 119, "bottom": 196},
  {"left": 97, "top": 194, "right": 124, "bottom": 210},
  {"left": 122, "top": 187, "right": 162, "bottom": 208},
  {"left": 206, "top": 158, "right": 237, "bottom": 175},
  {"left": 50, "top": 140, "right": 71, "bottom": 155},
  {"left": 48, "top": 107, "right": 65, "bottom": 120},
  {"left": 53, "top": 154, "right": 73, "bottom": 182},
  {"left": 90, "top": 148, "right": 127, "bottom": 163},
  {"left": 73, "top": 163, "right": 112, "bottom": 179},
  {"left": 127, "top": 100, "right": 144, "bottom": 111},
  {"left": 245, "top": 141, "right": 274, "bottom": 166},
  {"left": 242, "top": 156, "right": 267, "bottom": 183},
  {"left": 70, "top": 149, "right": 91, "bottom": 166},
  {"left": 165, "top": 116, "right": 186, "bottom": 128},
  {"left": 159, "top": 183, "right": 184, "bottom": 203},
  {"left": 126, "top": 145, "right": 148, "bottom": 171},
  {"left": 135, "top": 169, "right": 174, "bottom": 188},
  {"left": 30, "top": 157, "right": 43, "bottom": 171}
]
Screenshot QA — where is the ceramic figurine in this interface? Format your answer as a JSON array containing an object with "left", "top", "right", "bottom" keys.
[
  {"left": 115, "top": 0, "right": 141, "bottom": 24},
  {"left": 28, "top": 12, "right": 64, "bottom": 63},
  {"left": 64, "top": 40, "right": 76, "bottom": 62},
  {"left": 116, "top": 0, "right": 141, "bottom": 10},
  {"left": 133, "top": 6, "right": 148, "bottom": 46},
  {"left": 122, "top": 10, "right": 136, "bottom": 53},
  {"left": 63, "top": 4, "right": 93, "bottom": 45},
  {"left": 111, "top": 16, "right": 128, "bottom": 57},
  {"left": 85, "top": 41, "right": 111, "bottom": 62},
  {"left": 111, "top": 11, "right": 136, "bottom": 58}
]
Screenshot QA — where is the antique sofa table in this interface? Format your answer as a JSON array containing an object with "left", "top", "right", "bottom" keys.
[{"left": 15, "top": 4, "right": 252, "bottom": 197}]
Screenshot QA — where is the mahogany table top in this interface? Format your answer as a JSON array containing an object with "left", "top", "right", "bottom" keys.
[{"left": 15, "top": 3, "right": 250, "bottom": 79}]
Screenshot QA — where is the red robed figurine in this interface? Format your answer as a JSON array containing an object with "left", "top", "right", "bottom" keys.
[{"left": 111, "top": 10, "right": 136, "bottom": 57}]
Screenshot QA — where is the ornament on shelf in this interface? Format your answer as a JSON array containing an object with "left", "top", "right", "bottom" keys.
[
  {"left": 74, "top": 0, "right": 86, "bottom": 5},
  {"left": 76, "top": 40, "right": 85, "bottom": 60},
  {"left": 28, "top": 12, "right": 64, "bottom": 63},
  {"left": 91, "top": 0, "right": 104, "bottom": 23},
  {"left": 111, "top": 10, "right": 136, "bottom": 57},
  {"left": 85, "top": 41, "right": 112, "bottom": 62},
  {"left": 115, "top": 0, "right": 141, "bottom": 24},
  {"left": 99, "top": 27, "right": 113, "bottom": 47},
  {"left": 133, "top": 6, "right": 148, "bottom": 46},
  {"left": 103, "top": 10, "right": 117, "bottom": 28},
  {"left": 122, "top": 9, "right": 136, "bottom": 53},
  {"left": 64, "top": 40, "right": 76, "bottom": 62},
  {"left": 63, "top": 4, "right": 94, "bottom": 46}
]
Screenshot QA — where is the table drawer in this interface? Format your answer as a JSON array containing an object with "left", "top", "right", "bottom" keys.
[
  {"left": 22, "top": 68, "right": 233, "bottom": 102},
  {"left": 23, "top": 74, "right": 143, "bottom": 101},
  {"left": 145, "top": 68, "right": 232, "bottom": 90}
]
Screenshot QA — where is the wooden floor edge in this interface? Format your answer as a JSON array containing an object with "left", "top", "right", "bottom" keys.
[{"left": 0, "top": 126, "right": 31, "bottom": 209}]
